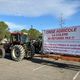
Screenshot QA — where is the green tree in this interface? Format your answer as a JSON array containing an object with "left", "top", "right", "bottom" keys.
[
  {"left": 28, "top": 28, "right": 41, "bottom": 40},
  {"left": 0, "top": 21, "right": 9, "bottom": 40},
  {"left": 21, "top": 29, "right": 28, "bottom": 33}
]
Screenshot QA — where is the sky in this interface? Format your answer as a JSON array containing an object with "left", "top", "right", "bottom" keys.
[{"left": 0, "top": 0, "right": 80, "bottom": 32}]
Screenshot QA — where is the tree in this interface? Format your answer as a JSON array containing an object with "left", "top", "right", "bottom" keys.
[
  {"left": 28, "top": 28, "right": 41, "bottom": 40},
  {"left": 21, "top": 26, "right": 41, "bottom": 40},
  {"left": 21, "top": 29, "right": 28, "bottom": 33},
  {"left": 0, "top": 21, "right": 9, "bottom": 40}
]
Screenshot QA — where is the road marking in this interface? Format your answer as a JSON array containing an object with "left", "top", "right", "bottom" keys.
[
  {"left": 33, "top": 65, "right": 46, "bottom": 71},
  {"left": 73, "top": 71, "right": 80, "bottom": 80}
]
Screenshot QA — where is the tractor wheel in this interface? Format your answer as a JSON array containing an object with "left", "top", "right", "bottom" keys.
[
  {"left": 0, "top": 48, "right": 5, "bottom": 58},
  {"left": 26, "top": 45, "right": 35, "bottom": 59},
  {"left": 11, "top": 45, "right": 25, "bottom": 61}
]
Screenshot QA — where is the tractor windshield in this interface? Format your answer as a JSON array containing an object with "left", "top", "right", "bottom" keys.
[{"left": 21, "top": 35, "right": 29, "bottom": 43}]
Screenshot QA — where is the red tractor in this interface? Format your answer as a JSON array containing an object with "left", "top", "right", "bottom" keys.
[{"left": 0, "top": 32, "right": 35, "bottom": 61}]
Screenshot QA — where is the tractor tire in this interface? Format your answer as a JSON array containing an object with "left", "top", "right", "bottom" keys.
[
  {"left": 0, "top": 48, "right": 5, "bottom": 58},
  {"left": 26, "top": 45, "right": 35, "bottom": 59},
  {"left": 26, "top": 51, "right": 32, "bottom": 59},
  {"left": 11, "top": 45, "right": 25, "bottom": 61}
]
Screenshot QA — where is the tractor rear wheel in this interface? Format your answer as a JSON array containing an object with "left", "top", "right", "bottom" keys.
[
  {"left": 11, "top": 45, "right": 25, "bottom": 61},
  {"left": 0, "top": 48, "right": 5, "bottom": 58}
]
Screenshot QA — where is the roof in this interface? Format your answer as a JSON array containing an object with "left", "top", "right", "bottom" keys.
[
  {"left": 11, "top": 32, "right": 23, "bottom": 35},
  {"left": 11, "top": 32, "right": 28, "bottom": 35}
]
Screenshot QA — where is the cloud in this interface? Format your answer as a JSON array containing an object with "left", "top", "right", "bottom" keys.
[
  {"left": 0, "top": 0, "right": 80, "bottom": 18},
  {"left": 5, "top": 22, "right": 28, "bottom": 31}
]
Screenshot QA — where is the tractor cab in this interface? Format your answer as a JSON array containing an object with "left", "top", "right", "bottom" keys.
[{"left": 10, "top": 32, "right": 29, "bottom": 45}]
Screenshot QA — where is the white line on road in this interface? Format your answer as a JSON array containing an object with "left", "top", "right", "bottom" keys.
[
  {"left": 73, "top": 71, "right": 80, "bottom": 80},
  {"left": 33, "top": 65, "right": 46, "bottom": 71}
]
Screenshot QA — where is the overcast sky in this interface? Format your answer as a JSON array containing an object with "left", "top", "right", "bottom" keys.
[{"left": 0, "top": 0, "right": 80, "bottom": 31}]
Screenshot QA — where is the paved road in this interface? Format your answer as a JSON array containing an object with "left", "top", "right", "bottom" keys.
[{"left": 0, "top": 57, "right": 80, "bottom": 80}]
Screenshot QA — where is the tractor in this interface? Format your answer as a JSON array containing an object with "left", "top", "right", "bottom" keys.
[{"left": 0, "top": 32, "right": 35, "bottom": 61}]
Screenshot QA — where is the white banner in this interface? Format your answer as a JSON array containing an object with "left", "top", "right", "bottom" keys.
[{"left": 43, "top": 26, "right": 80, "bottom": 56}]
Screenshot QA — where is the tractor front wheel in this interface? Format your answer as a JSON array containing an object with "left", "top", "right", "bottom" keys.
[
  {"left": 11, "top": 45, "right": 25, "bottom": 61},
  {"left": 26, "top": 45, "right": 35, "bottom": 59}
]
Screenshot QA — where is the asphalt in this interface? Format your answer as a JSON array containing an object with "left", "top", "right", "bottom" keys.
[{"left": 0, "top": 56, "right": 80, "bottom": 80}]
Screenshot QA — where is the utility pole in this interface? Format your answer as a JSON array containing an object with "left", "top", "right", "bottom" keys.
[
  {"left": 31, "top": 25, "right": 33, "bottom": 29},
  {"left": 60, "top": 13, "right": 65, "bottom": 28}
]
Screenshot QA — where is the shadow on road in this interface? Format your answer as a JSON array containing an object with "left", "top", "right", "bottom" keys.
[
  {"left": 4, "top": 54, "right": 80, "bottom": 71},
  {"left": 5, "top": 54, "right": 12, "bottom": 60},
  {"left": 31, "top": 58, "right": 80, "bottom": 71}
]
